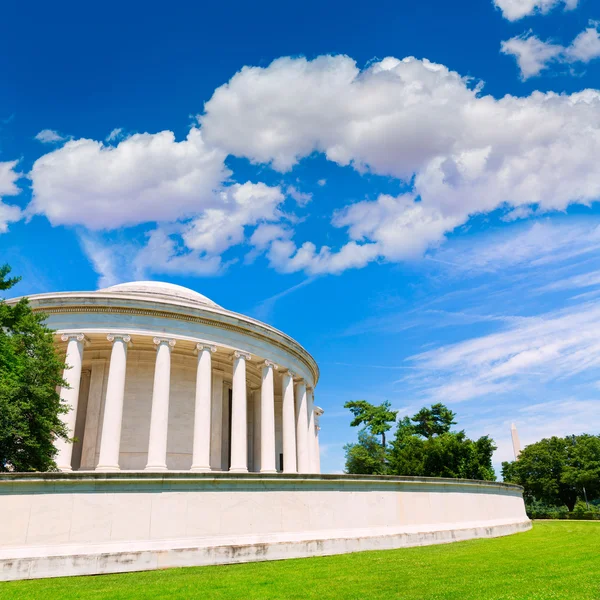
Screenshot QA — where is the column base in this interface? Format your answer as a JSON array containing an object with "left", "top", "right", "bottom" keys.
[
  {"left": 190, "top": 466, "right": 212, "bottom": 473},
  {"left": 145, "top": 465, "right": 168, "bottom": 472},
  {"left": 95, "top": 466, "right": 120, "bottom": 473},
  {"left": 260, "top": 469, "right": 278, "bottom": 474},
  {"left": 58, "top": 466, "right": 73, "bottom": 473},
  {"left": 229, "top": 467, "right": 248, "bottom": 473}
]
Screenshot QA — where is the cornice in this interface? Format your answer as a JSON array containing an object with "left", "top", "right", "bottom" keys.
[{"left": 31, "top": 301, "right": 319, "bottom": 384}]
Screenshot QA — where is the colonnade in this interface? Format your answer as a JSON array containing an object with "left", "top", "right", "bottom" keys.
[{"left": 56, "top": 333, "right": 321, "bottom": 474}]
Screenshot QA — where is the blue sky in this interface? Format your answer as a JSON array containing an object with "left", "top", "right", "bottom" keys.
[{"left": 1, "top": 0, "right": 600, "bottom": 474}]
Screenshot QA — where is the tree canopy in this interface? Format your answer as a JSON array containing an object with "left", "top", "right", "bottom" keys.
[
  {"left": 502, "top": 434, "right": 600, "bottom": 511},
  {"left": 344, "top": 400, "right": 397, "bottom": 447},
  {"left": 0, "top": 265, "right": 69, "bottom": 472},
  {"left": 344, "top": 430, "right": 387, "bottom": 475},
  {"left": 411, "top": 403, "right": 456, "bottom": 439},
  {"left": 344, "top": 401, "right": 496, "bottom": 481}
]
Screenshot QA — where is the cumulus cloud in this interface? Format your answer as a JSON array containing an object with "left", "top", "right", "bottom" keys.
[
  {"left": 29, "top": 128, "right": 229, "bottom": 229},
  {"left": 183, "top": 182, "right": 285, "bottom": 254},
  {"left": 501, "top": 33, "right": 563, "bottom": 79},
  {"left": 79, "top": 181, "right": 286, "bottom": 286},
  {"left": 81, "top": 229, "right": 226, "bottom": 288},
  {"left": 493, "top": 0, "right": 579, "bottom": 21},
  {"left": 565, "top": 22, "right": 600, "bottom": 62},
  {"left": 502, "top": 23, "right": 600, "bottom": 79},
  {"left": 0, "top": 161, "right": 22, "bottom": 233},
  {"left": 200, "top": 55, "right": 600, "bottom": 274}
]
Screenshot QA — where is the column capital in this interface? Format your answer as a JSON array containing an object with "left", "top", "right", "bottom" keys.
[
  {"left": 283, "top": 369, "right": 297, "bottom": 379},
  {"left": 233, "top": 350, "right": 251, "bottom": 361},
  {"left": 196, "top": 343, "right": 217, "bottom": 354},
  {"left": 107, "top": 333, "right": 131, "bottom": 344},
  {"left": 61, "top": 333, "right": 88, "bottom": 344},
  {"left": 153, "top": 337, "right": 176, "bottom": 348},
  {"left": 263, "top": 360, "right": 278, "bottom": 370}
]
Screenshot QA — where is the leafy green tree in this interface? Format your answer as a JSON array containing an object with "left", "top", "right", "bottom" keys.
[
  {"left": 388, "top": 404, "right": 496, "bottom": 481},
  {"left": 0, "top": 265, "right": 69, "bottom": 472},
  {"left": 411, "top": 403, "right": 456, "bottom": 439},
  {"left": 344, "top": 400, "right": 398, "bottom": 447},
  {"left": 344, "top": 430, "right": 388, "bottom": 475},
  {"left": 502, "top": 434, "right": 600, "bottom": 511}
]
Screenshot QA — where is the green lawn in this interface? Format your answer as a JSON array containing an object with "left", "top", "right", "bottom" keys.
[{"left": 1, "top": 522, "right": 599, "bottom": 600}]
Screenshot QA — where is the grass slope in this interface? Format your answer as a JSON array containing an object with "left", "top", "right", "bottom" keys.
[{"left": 1, "top": 522, "right": 599, "bottom": 600}]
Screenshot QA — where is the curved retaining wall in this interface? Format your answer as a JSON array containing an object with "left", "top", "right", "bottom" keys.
[{"left": 0, "top": 472, "right": 531, "bottom": 580}]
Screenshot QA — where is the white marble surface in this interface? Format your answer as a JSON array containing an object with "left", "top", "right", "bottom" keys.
[{"left": 0, "top": 473, "right": 530, "bottom": 580}]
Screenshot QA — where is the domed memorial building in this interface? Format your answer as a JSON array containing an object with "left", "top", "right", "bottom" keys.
[
  {"left": 32, "top": 281, "right": 322, "bottom": 474},
  {"left": 0, "top": 281, "right": 530, "bottom": 581}
]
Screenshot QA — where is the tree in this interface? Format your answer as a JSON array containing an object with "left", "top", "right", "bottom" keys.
[
  {"left": 344, "top": 430, "right": 388, "bottom": 475},
  {"left": 344, "top": 400, "right": 398, "bottom": 447},
  {"left": 0, "top": 265, "right": 69, "bottom": 471},
  {"left": 388, "top": 404, "right": 496, "bottom": 481},
  {"left": 411, "top": 403, "right": 456, "bottom": 439},
  {"left": 502, "top": 434, "right": 600, "bottom": 511}
]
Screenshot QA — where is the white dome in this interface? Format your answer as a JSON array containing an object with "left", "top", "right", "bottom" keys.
[{"left": 100, "top": 281, "right": 220, "bottom": 308}]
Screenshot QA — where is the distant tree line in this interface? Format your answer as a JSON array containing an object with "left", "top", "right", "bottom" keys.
[
  {"left": 502, "top": 434, "right": 600, "bottom": 514},
  {"left": 343, "top": 401, "right": 496, "bottom": 481}
]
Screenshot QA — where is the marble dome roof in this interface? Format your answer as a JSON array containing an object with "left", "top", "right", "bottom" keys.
[{"left": 100, "top": 281, "right": 220, "bottom": 308}]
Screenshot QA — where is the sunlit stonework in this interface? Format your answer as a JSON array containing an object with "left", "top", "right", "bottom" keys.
[{"left": 31, "top": 281, "right": 323, "bottom": 474}]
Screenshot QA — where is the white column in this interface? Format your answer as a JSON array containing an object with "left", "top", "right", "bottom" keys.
[
  {"left": 210, "top": 370, "right": 224, "bottom": 470},
  {"left": 145, "top": 337, "right": 175, "bottom": 471},
  {"left": 252, "top": 389, "right": 261, "bottom": 472},
  {"left": 96, "top": 334, "right": 130, "bottom": 472},
  {"left": 230, "top": 351, "right": 250, "bottom": 473},
  {"left": 80, "top": 359, "right": 106, "bottom": 470},
  {"left": 295, "top": 380, "right": 310, "bottom": 473},
  {"left": 307, "top": 387, "right": 317, "bottom": 474},
  {"left": 55, "top": 333, "right": 86, "bottom": 472},
  {"left": 191, "top": 344, "right": 215, "bottom": 472},
  {"left": 281, "top": 370, "right": 297, "bottom": 474},
  {"left": 260, "top": 360, "right": 278, "bottom": 473}
]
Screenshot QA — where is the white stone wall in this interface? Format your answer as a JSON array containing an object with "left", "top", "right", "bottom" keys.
[{"left": 0, "top": 474, "right": 531, "bottom": 580}]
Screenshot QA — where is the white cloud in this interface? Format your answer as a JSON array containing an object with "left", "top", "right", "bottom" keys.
[
  {"left": 317, "top": 179, "right": 327, "bottom": 186},
  {"left": 200, "top": 55, "right": 600, "bottom": 274},
  {"left": 286, "top": 184, "right": 312, "bottom": 205},
  {"left": 133, "top": 229, "right": 225, "bottom": 277},
  {"left": 268, "top": 238, "right": 380, "bottom": 275},
  {"left": 81, "top": 228, "right": 226, "bottom": 288},
  {"left": 183, "top": 182, "right": 284, "bottom": 255},
  {"left": 106, "top": 127, "right": 124, "bottom": 142},
  {"left": 30, "top": 128, "right": 229, "bottom": 229},
  {"left": 407, "top": 302, "right": 600, "bottom": 402},
  {"left": 432, "top": 220, "right": 600, "bottom": 276},
  {"left": 502, "top": 23, "right": 600, "bottom": 80},
  {"left": 0, "top": 161, "right": 22, "bottom": 233},
  {"left": 34, "top": 129, "right": 65, "bottom": 144},
  {"left": 501, "top": 33, "right": 563, "bottom": 79},
  {"left": 493, "top": 0, "right": 579, "bottom": 22},
  {"left": 565, "top": 22, "right": 600, "bottom": 62},
  {"left": 79, "top": 181, "right": 286, "bottom": 286},
  {"left": 540, "top": 269, "right": 600, "bottom": 292}
]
